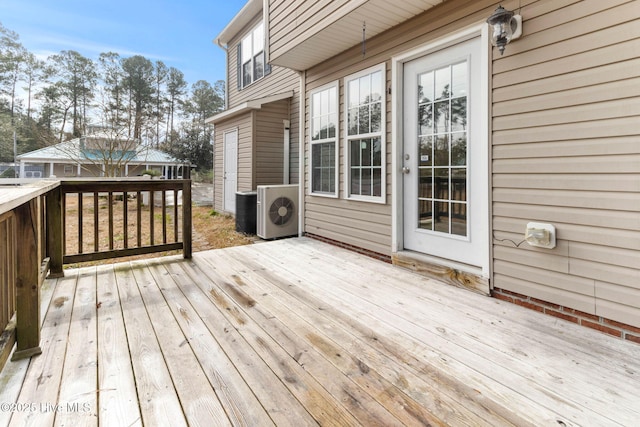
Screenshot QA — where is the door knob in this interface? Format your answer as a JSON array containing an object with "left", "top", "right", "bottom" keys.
[{"left": 402, "top": 167, "right": 410, "bottom": 174}]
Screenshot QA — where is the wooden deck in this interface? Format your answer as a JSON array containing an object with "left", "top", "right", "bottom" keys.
[{"left": 1, "top": 237, "right": 638, "bottom": 426}]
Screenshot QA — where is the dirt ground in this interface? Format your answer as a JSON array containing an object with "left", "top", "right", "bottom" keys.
[{"left": 64, "top": 186, "right": 253, "bottom": 267}]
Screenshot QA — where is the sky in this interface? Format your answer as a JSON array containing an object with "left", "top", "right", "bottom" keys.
[{"left": 0, "top": 0, "right": 248, "bottom": 86}]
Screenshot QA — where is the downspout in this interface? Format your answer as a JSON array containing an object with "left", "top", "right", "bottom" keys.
[
  {"left": 298, "top": 70, "right": 306, "bottom": 237},
  {"left": 214, "top": 38, "right": 229, "bottom": 210},
  {"left": 216, "top": 38, "right": 230, "bottom": 110},
  {"left": 283, "top": 120, "right": 290, "bottom": 184}
]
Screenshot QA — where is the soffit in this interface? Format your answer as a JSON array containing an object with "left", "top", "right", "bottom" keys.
[{"left": 269, "top": 0, "right": 443, "bottom": 70}]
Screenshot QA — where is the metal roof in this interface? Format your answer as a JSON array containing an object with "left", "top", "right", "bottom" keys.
[{"left": 17, "top": 139, "right": 183, "bottom": 165}]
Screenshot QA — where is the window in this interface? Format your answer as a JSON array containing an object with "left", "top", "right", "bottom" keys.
[
  {"left": 310, "top": 82, "right": 338, "bottom": 196},
  {"left": 237, "top": 22, "right": 269, "bottom": 89},
  {"left": 344, "top": 64, "right": 385, "bottom": 202},
  {"left": 417, "top": 60, "right": 468, "bottom": 236}
]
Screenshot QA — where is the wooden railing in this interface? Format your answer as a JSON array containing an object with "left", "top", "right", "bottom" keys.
[
  {"left": 0, "top": 178, "right": 192, "bottom": 372},
  {"left": 57, "top": 179, "right": 192, "bottom": 268},
  {"left": 0, "top": 210, "right": 17, "bottom": 368},
  {"left": 0, "top": 180, "right": 57, "bottom": 370}
]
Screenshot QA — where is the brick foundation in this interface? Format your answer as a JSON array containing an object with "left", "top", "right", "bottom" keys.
[{"left": 493, "top": 288, "right": 640, "bottom": 345}]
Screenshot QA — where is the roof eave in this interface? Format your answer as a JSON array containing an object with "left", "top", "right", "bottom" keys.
[
  {"left": 213, "top": 0, "right": 263, "bottom": 49},
  {"left": 205, "top": 90, "right": 293, "bottom": 124}
]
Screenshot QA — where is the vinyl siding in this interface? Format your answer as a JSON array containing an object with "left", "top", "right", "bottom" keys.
[
  {"left": 214, "top": 11, "right": 301, "bottom": 208},
  {"left": 213, "top": 114, "right": 253, "bottom": 213},
  {"left": 269, "top": 0, "right": 358, "bottom": 62},
  {"left": 214, "top": 101, "right": 294, "bottom": 212},
  {"left": 297, "top": 0, "right": 639, "bottom": 327},
  {"left": 255, "top": 100, "right": 288, "bottom": 186},
  {"left": 491, "top": 0, "right": 640, "bottom": 327},
  {"left": 227, "top": 14, "right": 300, "bottom": 109},
  {"left": 302, "top": 0, "right": 502, "bottom": 256}
]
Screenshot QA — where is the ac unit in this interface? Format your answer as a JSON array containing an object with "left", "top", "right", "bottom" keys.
[{"left": 257, "top": 184, "right": 299, "bottom": 239}]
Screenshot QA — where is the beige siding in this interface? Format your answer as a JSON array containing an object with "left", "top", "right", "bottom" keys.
[
  {"left": 222, "top": 12, "right": 301, "bottom": 186},
  {"left": 213, "top": 114, "right": 253, "bottom": 213},
  {"left": 269, "top": 0, "right": 356, "bottom": 61},
  {"left": 295, "top": 0, "right": 639, "bottom": 327},
  {"left": 227, "top": 14, "right": 300, "bottom": 109},
  {"left": 491, "top": 0, "right": 640, "bottom": 327},
  {"left": 267, "top": 0, "right": 441, "bottom": 70},
  {"left": 301, "top": 0, "right": 503, "bottom": 256},
  {"left": 214, "top": 101, "right": 297, "bottom": 212},
  {"left": 255, "top": 100, "right": 288, "bottom": 186}
]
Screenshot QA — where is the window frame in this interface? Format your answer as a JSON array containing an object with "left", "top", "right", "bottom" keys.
[
  {"left": 343, "top": 63, "right": 386, "bottom": 203},
  {"left": 309, "top": 81, "right": 339, "bottom": 198},
  {"left": 238, "top": 22, "right": 268, "bottom": 90}
]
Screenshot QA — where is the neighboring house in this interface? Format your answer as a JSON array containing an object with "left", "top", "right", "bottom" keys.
[
  {"left": 206, "top": 0, "right": 300, "bottom": 214},
  {"left": 222, "top": 0, "right": 638, "bottom": 340},
  {"left": 16, "top": 134, "right": 186, "bottom": 178},
  {"left": 0, "top": 163, "right": 43, "bottom": 178}
]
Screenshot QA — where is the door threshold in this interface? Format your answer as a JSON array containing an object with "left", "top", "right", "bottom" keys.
[{"left": 392, "top": 251, "right": 490, "bottom": 295}]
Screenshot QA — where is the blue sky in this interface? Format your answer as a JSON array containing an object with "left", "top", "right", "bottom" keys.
[{"left": 0, "top": 0, "right": 248, "bottom": 86}]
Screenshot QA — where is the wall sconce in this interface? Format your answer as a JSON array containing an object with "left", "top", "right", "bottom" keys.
[{"left": 486, "top": 5, "right": 522, "bottom": 55}]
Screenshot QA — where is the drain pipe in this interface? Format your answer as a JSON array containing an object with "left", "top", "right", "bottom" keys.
[{"left": 298, "top": 70, "right": 306, "bottom": 237}]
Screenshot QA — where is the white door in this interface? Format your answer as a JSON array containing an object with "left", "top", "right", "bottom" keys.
[
  {"left": 402, "top": 37, "right": 488, "bottom": 271},
  {"left": 223, "top": 129, "right": 238, "bottom": 213}
]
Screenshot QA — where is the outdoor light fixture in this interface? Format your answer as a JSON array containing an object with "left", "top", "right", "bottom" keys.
[{"left": 487, "top": 5, "right": 522, "bottom": 55}]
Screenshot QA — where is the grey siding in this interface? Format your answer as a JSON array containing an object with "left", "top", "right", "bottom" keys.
[{"left": 491, "top": 0, "right": 640, "bottom": 327}]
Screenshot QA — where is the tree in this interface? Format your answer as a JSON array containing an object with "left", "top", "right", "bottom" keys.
[
  {"left": 0, "top": 23, "right": 27, "bottom": 125},
  {"left": 36, "top": 81, "right": 74, "bottom": 143},
  {"left": 165, "top": 67, "right": 186, "bottom": 143},
  {"left": 164, "top": 80, "right": 223, "bottom": 171},
  {"left": 0, "top": 23, "right": 221, "bottom": 165},
  {"left": 22, "top": 52, "right": 45, "bottom": 121},
  {"left": 151, "top": 60, "right": 168, "bottom": 147},
  {"left": 121, "top": 55, "right": 154, "bottom": 140},
  {"left": 49, "top": 50, "right": 97, "bottom": 138},
  {"left": 98, "top": 52, "right": 126, "bottom": 129}
]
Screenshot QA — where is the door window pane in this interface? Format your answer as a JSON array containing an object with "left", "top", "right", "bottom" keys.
[
  {"left": 451, "top": 133, "right": 466, "bottom": 166},
  {"left": 451, "top": 168, "right": 466, "bottom": 201},
  {"left": 435, "top": 67, "right": 451, "bottom": 100},
  {"left": 418, "top": 104, "right": 432, "bottom": 136},
  {"left": 434, "top": 135, "right": 449, "bottom": 167},
  {"left": 414, "top": 60, "right": 468, "bottom": 236},
  {"left": 418, "top": 200, "right": 433, "bottom": 230},
  {"left": 419, "top": 168, "right": 433, "bottom": 198},
  {"left": 418, "top": 71, "right": 434, "bottom": 102}
]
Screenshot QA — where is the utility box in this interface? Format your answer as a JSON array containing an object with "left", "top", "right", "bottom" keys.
[{"left": 235, "top": 191, "right": 257, "bottom": 234}]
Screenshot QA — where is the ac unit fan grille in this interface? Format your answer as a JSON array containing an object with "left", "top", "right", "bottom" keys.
[{"left": 269, "top": 197, "right": 294, "bottom": 225}]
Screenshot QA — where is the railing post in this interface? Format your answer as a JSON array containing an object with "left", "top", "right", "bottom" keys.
[
  {"left": 12, "top": 199, "right": 42, "bottom": 360},
  {"left": 47, "top": 186, "right": 64, "bottom": 278},
  {"left": 182, "top": 180, "right": 192, "bottom": 259}
]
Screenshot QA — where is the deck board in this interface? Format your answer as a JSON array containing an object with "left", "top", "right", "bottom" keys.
[
  {"left": 96, "top": 264, "right": 141, "bottom": 427},
  {"left": 1, "top": 237, "right": 639, "bottom": 426}
]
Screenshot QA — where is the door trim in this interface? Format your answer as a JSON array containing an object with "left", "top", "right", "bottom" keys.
[{"left": 391, "top": 23, "right": 491, "bottom": 277}]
